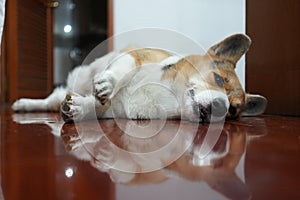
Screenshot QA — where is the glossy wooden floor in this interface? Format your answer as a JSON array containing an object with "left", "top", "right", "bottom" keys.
[{"left": 0, "top": 105, "right": 299, "bottom": 200}]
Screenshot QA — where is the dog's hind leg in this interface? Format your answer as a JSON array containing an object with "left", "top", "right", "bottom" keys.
[{"left": 12, "top": 87, "right": 67, "bottom": 112}]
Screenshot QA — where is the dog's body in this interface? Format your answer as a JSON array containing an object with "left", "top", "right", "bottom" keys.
[{"left": 12, "top": 34, "right": 267, "bottom": 122}]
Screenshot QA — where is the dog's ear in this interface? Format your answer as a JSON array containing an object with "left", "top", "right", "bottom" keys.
[
  {"left": 241, "top": 94, "right": 267, "bottom": 116},
  {"left": 207, "top": 34, "right": 251, "bottom": 65}
]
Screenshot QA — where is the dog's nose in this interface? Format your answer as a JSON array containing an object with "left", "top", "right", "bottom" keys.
[
  {"left": 228, "top": 104, "right": 237, "bottom": 116},
  {"left": 211, "top": 98, "right": 228, "bottom": 117},
  {"left": 198, "top": 98, "right": 228, "bottom": 121}
]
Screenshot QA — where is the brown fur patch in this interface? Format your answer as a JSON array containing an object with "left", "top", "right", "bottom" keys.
[
  {"left": 162, "top": 56, "right": 203, "bottom": 81},
  {"left": 126, "top": 48, "right": 171, "bottom": 67}
]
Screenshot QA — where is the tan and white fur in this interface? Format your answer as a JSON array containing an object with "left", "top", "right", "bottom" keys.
[{"left": 12, "top": 34, "right": 267, "bottom": 123}]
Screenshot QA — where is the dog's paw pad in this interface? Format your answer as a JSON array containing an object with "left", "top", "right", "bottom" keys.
[
  {"left": 93, "top": 72, "right": 114, "bottom": 105},
  {"left": 61, "top": 94, "right": 83, "bottom": 122},
  {"left": 94, "top": 82, "right": 113, "bottom": 104}
]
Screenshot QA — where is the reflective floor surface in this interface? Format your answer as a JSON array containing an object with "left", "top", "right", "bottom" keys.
[{"left": 0, "top": 105, "right": 299, "bottom": 200}]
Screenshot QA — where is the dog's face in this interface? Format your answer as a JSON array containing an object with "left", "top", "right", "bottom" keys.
[
  {"left": 166, "top": 34, "right": 267, "bottom": 122},
  {"left": 174, "top": 55, "right": 230, "bottom": 122},
  {"left": 206, "top": 34, "right": 251, "bottom": 119}
]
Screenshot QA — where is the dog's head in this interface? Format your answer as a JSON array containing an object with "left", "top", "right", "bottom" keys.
[{"left": 165, "top": 34, "right": 267, "bottom": 122}]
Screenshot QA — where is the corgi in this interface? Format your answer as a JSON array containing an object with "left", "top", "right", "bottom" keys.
[{"left": 12, "top": 34, "right": 267, "bottom": 123}]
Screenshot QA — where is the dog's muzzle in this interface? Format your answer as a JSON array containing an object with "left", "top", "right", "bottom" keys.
[
  {"left": 190, "top": 90, "right": 229, "bottom": 122},
  {"left": 196, "top": 98, "right": 228, "bottom": 122}
]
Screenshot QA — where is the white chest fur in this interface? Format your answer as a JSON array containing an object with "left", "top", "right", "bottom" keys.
[{"left": 110, "top": 63, "right": 181, "bottom": 120}]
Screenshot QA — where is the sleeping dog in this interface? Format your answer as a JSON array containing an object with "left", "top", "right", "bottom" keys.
[{"left": 12, "top": 34, "right": 267, "bottom": 123}]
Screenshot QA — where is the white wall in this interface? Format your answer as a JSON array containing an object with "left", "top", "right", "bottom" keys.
[
  {"left": 113, "top": 0, "right": 246, "bottom": 88},
  {"left": 0, "top": 0, "right": 5, "bottom": 99}
]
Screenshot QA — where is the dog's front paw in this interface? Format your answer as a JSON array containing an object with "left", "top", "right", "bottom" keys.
[
  {"left": 61, "top": 94, "right": 85, "bottom": 123},
  {"left": 93, "top": 72, "right": 115, "bottom": 105}
]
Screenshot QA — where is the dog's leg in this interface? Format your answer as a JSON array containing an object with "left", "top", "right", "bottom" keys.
[
  {"left": 12, "top": 87, "right": 67, "bottom": 112},
  {"left": 60, "top": 94, "right": 110, "bottom": 122},
  {"left": 93, "top": 54, "right": 137, "bottom": 105}
]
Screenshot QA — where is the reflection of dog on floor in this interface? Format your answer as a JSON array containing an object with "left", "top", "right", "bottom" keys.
[
  {"left": 12, "top": 34, "right": 267, "bottom": 123},
  {"left": 61, "top": 120, "right": 251, "bottom": 199}
]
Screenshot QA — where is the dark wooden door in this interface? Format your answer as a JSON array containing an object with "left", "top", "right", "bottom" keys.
[
  {"left": 5, "top": 0, "right": 53, "bottom": 103},
  {"left": 246, "top": 0, "right": 300, "bottom": 116}
]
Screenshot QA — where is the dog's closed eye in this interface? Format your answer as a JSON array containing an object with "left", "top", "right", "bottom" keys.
[{"left": 213, "top": 72, "right": 224, "bottom": 88}]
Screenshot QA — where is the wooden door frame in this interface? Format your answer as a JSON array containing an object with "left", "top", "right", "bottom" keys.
[
  {"left": 1, "top": 0, "right": 113, "bottom": 104},
  {"left": 246, "top": 0, "right": 300, "bottom": 116},
  {"left": 4, "top": 0, "right": 18, "bottom": 103},
  {"left": 108, "top": 0, "right": 114, "bottom": 51},
  {"left": 46, "top": 0, "right": 54, "bottom": 96},
  {"left": 2, "top": 0, "right": 54, "bottom": 103},
  {"left": 0, "top": 33, "right": 6, "bottom": 103}
]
